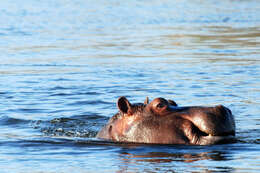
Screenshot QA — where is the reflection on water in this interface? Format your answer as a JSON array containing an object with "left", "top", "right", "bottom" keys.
[
  {"left": 115, "top": 144, "right": 239, "bottom": 173},
  {"left": 120, "top": 151, "right": 227, "bottom": 163},
  {"left": 0, "top": 0, "right": 260, "bottom": 172}
]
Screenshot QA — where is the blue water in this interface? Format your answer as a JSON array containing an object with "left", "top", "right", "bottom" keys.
[{"left": 0, "top": 0, "right": 260, "bottom": 172}]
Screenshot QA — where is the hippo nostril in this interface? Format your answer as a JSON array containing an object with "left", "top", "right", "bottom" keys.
[{"left": 109, "top": 125, "right": 112, "bottom": 133}]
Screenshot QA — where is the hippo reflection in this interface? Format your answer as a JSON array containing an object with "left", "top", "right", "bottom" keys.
[{"left": 97, "top": 97, "right": 235, "bottom": 145}]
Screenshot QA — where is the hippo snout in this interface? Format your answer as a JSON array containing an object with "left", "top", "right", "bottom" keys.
[
  {"left": 96, "top": 97, "right": 236, "bottom": 145},
  {"left": 182, "top": 105, "right": 235, "bottom": 137}
]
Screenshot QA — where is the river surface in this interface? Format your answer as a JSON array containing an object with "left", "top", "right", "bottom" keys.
[{"left": 0, "top": 0, "right": 260, "bottom": 172}]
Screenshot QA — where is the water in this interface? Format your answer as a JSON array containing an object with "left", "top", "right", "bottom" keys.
[{"left": 0, "top": 0, "right": 260, "bottom": 172}]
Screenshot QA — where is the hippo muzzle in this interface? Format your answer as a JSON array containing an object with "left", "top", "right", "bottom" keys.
[{"left": 96, "top": 97, "right": 236, "bottom": 145}]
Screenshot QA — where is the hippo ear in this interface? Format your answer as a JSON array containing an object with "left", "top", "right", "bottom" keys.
[
  {"left": 144, "top": 97, "right": 149, "bottom": 104},
  {"left": 168, "top": 99, "right": 178, "bottom": 106},
  {"left": 117, "top": 96, "right": 132, "bottom": 114}
]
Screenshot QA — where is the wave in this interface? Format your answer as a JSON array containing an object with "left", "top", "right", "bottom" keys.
[{"left": 0, "top": 115, "right": 30, "bottom": 126}]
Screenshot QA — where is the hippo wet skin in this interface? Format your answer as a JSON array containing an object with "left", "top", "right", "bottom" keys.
[{"left": 96, "top": 97, "right": 236, "bottom": 145}]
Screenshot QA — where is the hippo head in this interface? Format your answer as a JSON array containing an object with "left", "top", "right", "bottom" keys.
[{"left": 96, "top": 97, "right": 236, "bottom": 145}]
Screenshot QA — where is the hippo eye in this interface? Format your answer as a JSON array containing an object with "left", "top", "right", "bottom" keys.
[{"left": 156, "top": 103, "right": 165, "bottom": 108}]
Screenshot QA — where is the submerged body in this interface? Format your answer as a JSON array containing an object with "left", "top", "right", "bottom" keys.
[{"left": 97, "top": 97, "right": 235, "bottom": 145}]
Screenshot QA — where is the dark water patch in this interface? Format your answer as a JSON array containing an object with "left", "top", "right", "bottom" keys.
[
  {"left": 76, "top": 91, "right": 102, "bottom": 96},
  {"left": 0, "top": 137, "right": 79, "bottom": 149},
  {"left": 0, "top": 92, "right": 14, "bottom": 99},
  {"left": 67, "top": 100, "right": 111, "bottom": 106},
  {"left": 49, "top": 86, "right": 77, "bottom": 91},
  {"left": 7, "top": 108, "right": 49, "bottom": 114},
  {"left": 51, "top": 77, "right": 75, "bottom": 82},
  {"left": 49, "top": 92, "right": 73, "bottom": 97},
  {"left": 0, "top": 116, "right": 30, "bottom": 126},
  {"left": 49, "top": 90, "right": 99, "bottom": 98},
  {"left": 190, "top": 85, "right": 202, "bottom": 89},
  {"left": 193, "top": 93, "right": 217, "bottom": 98}
]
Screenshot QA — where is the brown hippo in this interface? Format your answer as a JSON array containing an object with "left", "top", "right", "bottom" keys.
[{"left": 96, "top": 97, "right": 235, "bottom": 145}]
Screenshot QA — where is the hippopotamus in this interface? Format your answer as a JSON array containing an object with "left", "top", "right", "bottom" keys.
[{"left": 96, "top": 97, "right": 236, "bottom": 145}]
